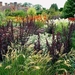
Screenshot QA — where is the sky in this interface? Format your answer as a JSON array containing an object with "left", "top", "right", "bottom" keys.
[{"left": 0, "top": 0, "right": 67, "bottom": 9}]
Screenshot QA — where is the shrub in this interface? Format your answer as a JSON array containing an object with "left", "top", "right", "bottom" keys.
[
  {"left": 11, "top": 10, "right": 27, "bottom": 17},
  {"left": 5, "top": 9, "right": 11, "bottom": 16},
  {"left": 27, "top": 7, "right": 36, "bottom": 16}
]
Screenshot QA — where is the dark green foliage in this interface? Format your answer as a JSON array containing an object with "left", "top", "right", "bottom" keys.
[
  {"left": 23, "top": 2, "right": 32, "bottom": 7},
  {"left": 59, "top": 8, "right": 63, "bottom": 12},
  {"left": 33, "top": 4, "right": 42, "bottom": 11},
  {"left": 50, "top": 3, "right": 58, "bottom": 11},
  {"left": 5, "top": 9, "right": 11, "bottom": 16},
  {"left": 36, "top": 10, "right": 42, "bottom": 15},
  {"left": 62, "top": 0, "right": 75, "bottom": 18},
  {"left": 33, "top": 4, "right": 43, "bottom": 15},
  {"left": 33, "top": 4, "right": 42, "bottom": 14},
  {"left": 71, "top": 31, "right": 75, "bottom": 49},
  {"left": 16, "top": 54, "right": 25, "bottom": 65}
]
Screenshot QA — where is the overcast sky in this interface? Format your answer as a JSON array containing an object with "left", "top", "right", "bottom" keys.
[{"left": 0, "top": 0, "right": 67, "bottom": 9}]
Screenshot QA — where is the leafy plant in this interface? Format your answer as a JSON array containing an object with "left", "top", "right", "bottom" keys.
[
  {"left": 62, "top": 0, "right": 75, "bottom": 18},
  {"left": 0, "top": 12, "right": 6, "bottom": 26},
  {"left": 54, "top": 19, "right": 69, "bottom": 34},
  {"left": 27, "top": 7, "right": 36, "bottom": 16},
  {"left": 35, "top": 20, "right": 45, "bottom": 28},
  {"left": 71, "top": 31, "right": 75, "bottom": 49},
  {"left": 5, "top": 9, "right": 11, "bottom": 16},
  {"left": 11, "top": 10, "right": 27, "bottom": 17}
]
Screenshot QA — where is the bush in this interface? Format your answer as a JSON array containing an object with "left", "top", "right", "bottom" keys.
[
  {"left": 10, "top": 10, "right": 27, "bottom": 17},
  {"left": 5, "top": 9, "right": 11, "bottom": 16},
  {"left": 27, "top": 7, "right": 36, "bottom": 16}
]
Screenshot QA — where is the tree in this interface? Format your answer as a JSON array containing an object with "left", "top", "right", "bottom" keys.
[
  {"left": 33, "top": 4, "right": 43, "bottom": 15},
  {"left": 23, "top": 2, "right": 32, "bottom": 7},
  {"left": 47, "top": 8, "right": 61, "bottom": 19},
  {"left": 59, "top": 8, "right": 63, "bottom": 12},
  {"left": 41, "top": 8, "right": 48, "bottom": 15},
  {"left": 50, "top": 3, "right": 58, "bottom": 11},
  {"left": 62, "top": 0, "right": 75, "bottom": 18},
  {"left": 33, "top": 4, "right": 42, "bottom": 11}
]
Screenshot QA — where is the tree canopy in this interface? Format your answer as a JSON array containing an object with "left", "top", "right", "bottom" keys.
[
  {"left": 62, "top": 0, "right": 75, "bottom": 18},
  {"left": 23, "top": 2, "right": 32, "bottom": 7},
  {"left": 33, "top": 4, "right": 42, "bottom": 11},
  {"left": 50, "top": 3, "right": 58, "bottom": 11}
]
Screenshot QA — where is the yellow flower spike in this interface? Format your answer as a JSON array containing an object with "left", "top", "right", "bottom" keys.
[
  {"left": 5, "top": 65, "right": 11, "bottom": 69},
  {"left": 0, "top": 63, "right": 2, "bottom": 67}
]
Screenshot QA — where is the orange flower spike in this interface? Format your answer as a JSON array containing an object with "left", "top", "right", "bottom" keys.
[{"left": 24, "top": 18, "right": 26, "bottom": 22}]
